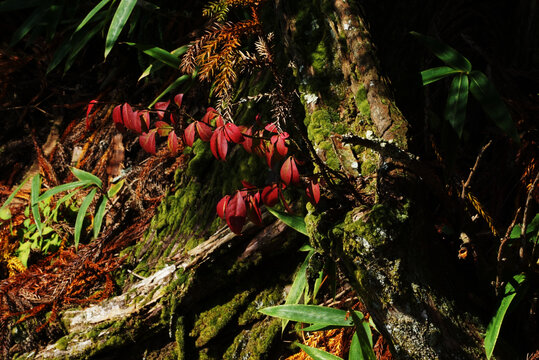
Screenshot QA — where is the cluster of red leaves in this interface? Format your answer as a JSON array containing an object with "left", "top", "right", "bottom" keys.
[
  {"left": 87, "top": 94, "right": 184, "bottom": 155},
  {"left": 89, "top": 95, "right": 321, "bottom": 236},
  {"left": 183, "top": 108, "right": 321, "bottom": 234}
]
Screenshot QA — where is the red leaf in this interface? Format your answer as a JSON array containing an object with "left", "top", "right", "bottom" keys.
[
  {"left": 265, "top": 123, "right": 278, "bottom": 133},
  {"left": 168, "top": 130, "right": 179, "bottom": 154},
  {"left": 241, "top": 180, "right": 256, "bottom": 189},
  {"left": 276, "top": 139, "right": 288, "bottom": 156},
  {"left": 215, "top": 115, "right": 225, "bottom": 128},
  {"left": 138, "top": 110, "right": 150, "bottom": 132},
  {"left": 113, "top": 105, "right": 124, "bottom": 127},
  {"left": 278, "top": 183, "right": 293, "bottom": 213},
  {"left": 306, "top": 180, "right": 321, "bottom": 205},
  {"left": 174, "top": 93, "right": 183, "bottom": 108},
  {"left": 247, "top": 194, "right": 263, "bottom": 226},
  {"left": 265, "top": 143, "right": 275, "bottom": 168},
  {"left": 255, "top": 113, "right": 262, "bottom": 125},
  {"left": 210, "top": 128, "right": 228, "bottom": 160},
  {"left": 217, "top": 195, "right": 230, "bottom": 220},
  {"left": 156, "top": 121, "right": 172, "bottom": 136},
  {"left": 196, "top": 121, "right": 213, "bottom": 141},
  {"left": 184, "top": 123, "right": 196, "bottom": 147},
  {"left": 280, "top": 156, "right": 300, "bottom": 185},
  {"left": 155, "top": 100, "right": 170, "bottom": 120},
  {"left": 224, "top": 123, "right": 244, "bottom": 144},
  {"left": 225, "top": 191, "right": 247, "bottom": 234},
  {"left": 241, "top": 126, "right": 253, "bottom": 153},
  {"left": 261, "top": 184, "right": 279, "bottom": 207},
  {"left": 139, "top": 130, "right": 157, "bottom": 154},
  {"left": 122, "top": 103, "right": 138, "bottom": 132},
  {"left": 202, "top": 107, "right": 217, "bottom": 124},
  {"left": 86, "top": 99, "right": 98, "bottom": 130}
]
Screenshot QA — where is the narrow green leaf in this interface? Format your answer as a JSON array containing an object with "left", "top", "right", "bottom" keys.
[
  {"left": 138, "top": 45, "right": 189, "bottom": 81},
  {"left": 125, "top": 42, "right": 182, "bottom": 69},
  {"left": 312, "top": 270, "right": 324, "bottom": 301},
  {"left": 510, "top": 213, "right": 539, "bottom": 239},
  {"left": 107, "top": 179, "right": 125, "bottom": 198},
  {"left": 260, "top": 305, "right": 355, "bottom": 327},
  {"left": 348, "top": 332, "right": 361, "bottom": 360},
  {"left": 469, "top": 71, "right": 520, "bottom": 143},
  {"left": 31, "top": 175, "right": 42, "bottom": 235},
  {"left": 51, "top": 189, "right": 80, "bottom": 216},
  {"left": 1, "top": 176, "right": 30, "bottom": 210},
  {"left": 47, "top": 12, "right": 107, "bottom": 73},
  {"left": 71, "top": 167, "right": 102, "bottom": 189},
  {"left": 10, "top": 5, "right": 48, "bottom": 46},
  {"left": 282, "top": 249, "right": 315, "bottom": 331},
  {"left": 37, "top": 180, "right": 87, "bottom": 202},
  {"left": 296, "top": 343, "right": 343, "bottom": 360},
  {"left": 421, "top": 66, "right": 462, "bottom": 86},
  {"left": 148, "top": 74, "right": 190, "bottom": 108},
  {"left": 74, "top": 0, "right": 111, "bottom": 33},
  {"left": 484, "top": 274, "right": 527, "bottom": 359},
  {"left": 349, "top": 310, "right": 376, "bottom": 360},
  {"left": 411, "top": 31, "right": 472, "bottom": 72},
  {"left": 104, "top": 0, "right": 137, "bottom": 59},
  {"left": 74, "top": 188, "right": 97, "bottom": 250},
  {"left": 445, "top": 73, "right": 469, "bottom": 138},
  {"left": 93, "top": 196, "right": 107, "bottom": 239},
  {"left": 44, "top": 4, "right": 63, "bottom": 41},
  {"left": 64, "top": 20, "right": 105, "bottom": 73},
  {"left": 267, "top": 207, "right": 308, "bottom": 236}
]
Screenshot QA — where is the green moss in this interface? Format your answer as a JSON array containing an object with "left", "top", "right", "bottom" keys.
[
  {"left": 360, "top": 155, "right": 377, "bottom": 176},
  {"left": 55, "top": 335, "right": 70, "bottom": 351},
  {"left": 355, "top": 85, "right": 371, "bottom": 120},
  {"left": 223, "top": 318, "right": 280, "bottom": 360},
  {"left": 305, "top": 203, "right": 334, "bottom": 253},
  {"left": 342, "top": 202, "right": 409, "bottom": 256},
  {"left": 311, "top": 41, "right": 329, "bottom": 74},
  {"left": 190, "top": 290, "right": 252, "bottom": 348},
  {"left": 238, "top": 286, "right": 282, "bottom": 325},
  {"left": 198, "top": 348, "right": 216, "bottom": 360},
  {"left": 175, "top": 316, "right": 185, "bottom": 360}
]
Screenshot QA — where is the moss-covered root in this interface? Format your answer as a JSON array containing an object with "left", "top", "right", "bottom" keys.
[{"left": 223, "top": 318, "right": 281, "bottom": 360}]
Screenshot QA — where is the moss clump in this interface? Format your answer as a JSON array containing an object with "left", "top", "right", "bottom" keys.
[
  {"left": 304, "top": 109, "right": 344, "bottom": 171},
  {"left": 311, "top": 41, "right": 329, "bottom": 74},
  {"left": 360, "top": 154, "right": 377, "bottom": 176},
  {"left": 355, "top": 85, "right": 371, "bottom": 121},
  {"left": 223, "top": 318, "right": 280, "bottom": 360},
  {"left": 190, "top": 290, "right": 251, "bottom": 348},
  {"left": 305, "top": 203, "right": 336, "bottom": 253},
  {"left": 342, "top": 202, "right": 409, "bottom": 256},
  {"left": 55, "top": 335, "right": 70, "bottom": 351},
  {"left": 175, "top": 316, "right": 185, "bottom": 360},
  {"left": 238, "top": 286, "right": 283, "bottom": 325}
]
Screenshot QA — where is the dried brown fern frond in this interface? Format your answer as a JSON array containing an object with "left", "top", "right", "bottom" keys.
[
  {"left": 180, "top": 0, "right": 264, "bottom": 102},
  {"left": 255, "top": 34, "right": 273, "bottom": 61}
]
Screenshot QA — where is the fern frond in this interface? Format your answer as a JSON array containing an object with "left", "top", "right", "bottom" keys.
[
  {"left": 203, "top": 0, "right": 230, "bottom": 22},
  {"left": 466, "top": 192, "right": 499, "bottom": 237}
]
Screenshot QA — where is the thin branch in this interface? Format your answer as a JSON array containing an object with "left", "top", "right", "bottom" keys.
[
  {"left": 495, "top": 207, "right": 521, "bottom": 295},
  {"left": 461, "top": 140, "right": 492, "bottom": 199},
  {"left": 521, "top": 171, "right": 539, "bottom": 262}
]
